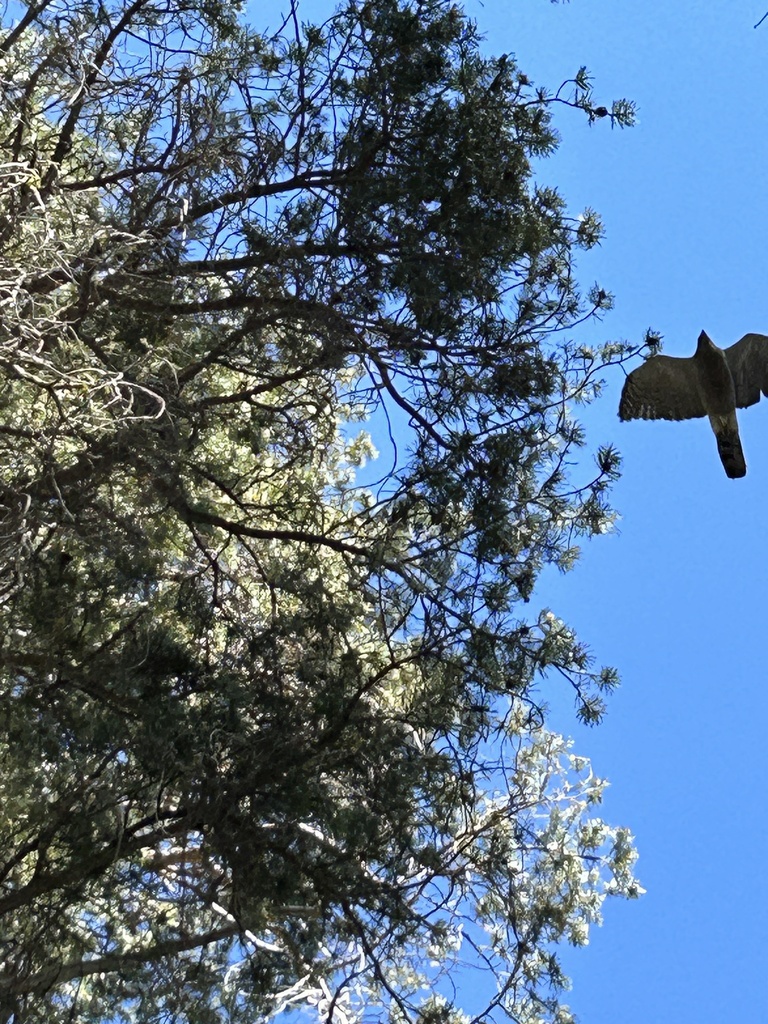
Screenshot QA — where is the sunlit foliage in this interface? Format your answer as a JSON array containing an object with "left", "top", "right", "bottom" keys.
[{"left": 0, "top": 1, "right": 644, "bottom": 1021}]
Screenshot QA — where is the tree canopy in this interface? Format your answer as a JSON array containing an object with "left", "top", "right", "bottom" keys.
[{"left": 0, "top": 1, "right": 644, "bottom": 1022}]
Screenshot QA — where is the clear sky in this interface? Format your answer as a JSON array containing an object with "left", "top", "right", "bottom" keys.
[
  {"left": 257, "top": 1, "right": 768, "bottom": 1020},
  {"left": 457, "top": 2, "right": 768, "bottom": 1022}
]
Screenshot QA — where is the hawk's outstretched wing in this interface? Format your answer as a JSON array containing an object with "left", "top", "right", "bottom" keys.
[
  {"left": 723, "top": 333, "right": 768, "bottom": 409},
  {"left": 619, "top": 354, "right": 707, "bottom": 421}
]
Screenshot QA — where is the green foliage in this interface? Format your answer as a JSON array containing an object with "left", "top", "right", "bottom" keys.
[{"left": 0, "top": 1, "right": 643, "bottom": 1022}]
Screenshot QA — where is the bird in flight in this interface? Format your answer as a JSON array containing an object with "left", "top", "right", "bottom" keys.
[{"left": 619, "top": 330, "right": 768, "bottom": 478}]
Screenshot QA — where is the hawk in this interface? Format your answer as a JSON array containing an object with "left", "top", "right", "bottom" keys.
[{"left": 619, "top": 330, "right": 768, "bottom": 478}]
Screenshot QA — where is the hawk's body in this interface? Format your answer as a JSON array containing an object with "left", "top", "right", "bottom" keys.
[{"left": 619, "top": 331, "right": 768, "bottom": 478}]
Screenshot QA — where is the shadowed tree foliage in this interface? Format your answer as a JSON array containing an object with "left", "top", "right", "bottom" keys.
[{"left": 0, "top": 1, "right": 644, "bottom": 1022}]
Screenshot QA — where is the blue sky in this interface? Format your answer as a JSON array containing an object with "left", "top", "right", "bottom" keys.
[
  {"left": 461, "top": 2, "right": 768, "bottom": 1021},
  {"left": 256, "top": 1, "right": 768, "bottom": 1020}
]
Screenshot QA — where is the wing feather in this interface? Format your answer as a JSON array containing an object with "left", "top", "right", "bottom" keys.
[
  {"left": 723, "top": 333, "right": 768, "bottom": 409},
  {"left": 619, "top": 354, "right": 705, "bottom": 421}
]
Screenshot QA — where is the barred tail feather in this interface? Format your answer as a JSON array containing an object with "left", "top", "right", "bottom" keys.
[{"left": 715, "top": 428, "right": 747, "bottom": 478}]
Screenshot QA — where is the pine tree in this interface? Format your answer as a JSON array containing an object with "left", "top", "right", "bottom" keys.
[{"left": 0, "top": 1, "right": 643, "bottom": 1021}]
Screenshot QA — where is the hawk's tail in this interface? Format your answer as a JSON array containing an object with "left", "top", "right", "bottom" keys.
[{"left": 716, "top": 428, "right": 747, "bottom": 478}]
